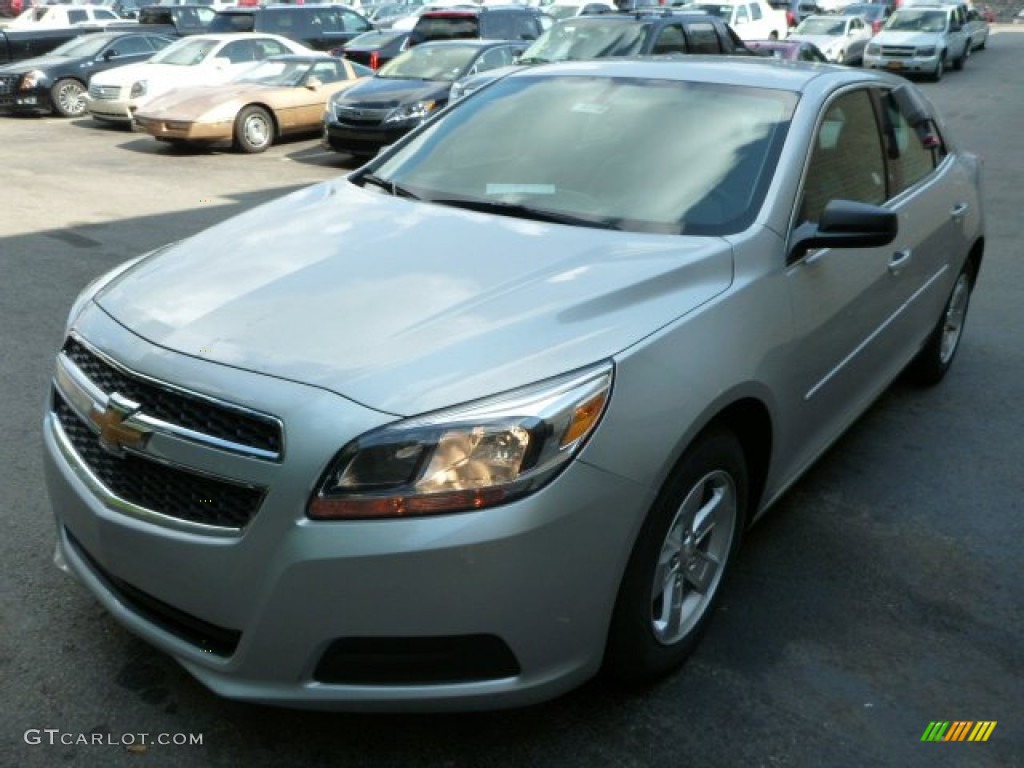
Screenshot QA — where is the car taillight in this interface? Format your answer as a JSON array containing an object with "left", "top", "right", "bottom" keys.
[
  {"left": 786, "top": 10, "right": 795, "bottom": 25},
  {"left": 872, "top": 20, "right": 883, "bottom": 33},
  {"left": 369, "top": 50, "right": 379, "bottom": 69}
]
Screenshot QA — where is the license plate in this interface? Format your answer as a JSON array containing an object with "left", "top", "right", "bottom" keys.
[{"left": 887, "top": 61, "right": 904, "bottom": 70}]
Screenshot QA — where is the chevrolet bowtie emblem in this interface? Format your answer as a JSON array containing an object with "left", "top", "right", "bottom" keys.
[{"left": 89, "top": 393, "right": 151, "bottom": 456}]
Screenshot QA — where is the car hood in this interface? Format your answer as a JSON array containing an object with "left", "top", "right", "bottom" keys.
[
  {"left": 335, "top": 76, "right": 451, "bottom": 107},
  {"left": 872, "top": 30, "right": 943, "bottom": 46},
  {"left": 95, "top": 180, "right": 734, "bottom": 416},
  {"left": 0, "top": 54, "right": 72, "bottom": 74},
  {"left": 136, "top": 82, "right": 275, "bottom": 118},
  {"left": 89, "top": 61, "right": 215, "bottom": 87}
]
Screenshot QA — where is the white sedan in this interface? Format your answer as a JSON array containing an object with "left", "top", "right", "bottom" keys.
[
  {"left": 84, "top": 33, "right": 313, "bottom": 124},
  {"left": 788, "top": 14, "right": 873, "bottom": 64}
]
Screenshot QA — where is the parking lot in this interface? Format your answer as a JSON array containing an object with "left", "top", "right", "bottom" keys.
[{"left": 3, "top": 30, "right": 1024, "bottom": 768}]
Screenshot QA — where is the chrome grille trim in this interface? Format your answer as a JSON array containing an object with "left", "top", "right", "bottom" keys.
[
  {"left": 88, "top": 83, "right": 122, "bottom": 100},
  {"left": 49, "top": 400, "right": 256, "bottom": 538},
  {"left": 0, "top": 75, "right": 18, "bottom": 96},
  {"left": 62, "top": 332, "right": 284, "bottom": 461}
]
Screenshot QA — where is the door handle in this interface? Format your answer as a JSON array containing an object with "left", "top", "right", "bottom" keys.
[
  {"left": 950, "top": 202, "right": 970, "bottom": 220},
  {"left": 889, "top": 249, "right": 912, "bottom": 274}
]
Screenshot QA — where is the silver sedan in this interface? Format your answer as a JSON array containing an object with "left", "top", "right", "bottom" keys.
[{"left": 44, "top": 58, "right": 984, "bottom": 711}]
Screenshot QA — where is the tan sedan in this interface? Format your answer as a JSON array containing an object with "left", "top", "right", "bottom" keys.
[{"left": 134, "top": 55, "right": 368, "bottom": 153}]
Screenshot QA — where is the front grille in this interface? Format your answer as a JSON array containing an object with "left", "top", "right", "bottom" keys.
[
  {"left": 88, "top": 83, "right": 122, "bottom": 100},
  {"left": 0, "top": 75, "right": 17, "bottom": 96},
  {"left": 55, "top": 394, "right": 265, "bottom": 529},
  {"left": 65, "top": 530, "right": 242, "bottom": 657},
  {"left": 62, "top": 337, "right": 282, "bottom": 456},
  {"left": 333, "top": 105, "right": 390, "bottom": 126},
  {"left": 879, "top": 46, "right": 916, "bottom": 57}
]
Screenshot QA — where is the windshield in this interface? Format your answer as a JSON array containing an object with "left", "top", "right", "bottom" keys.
[
  {"left": 521, "top": 20, "right": 648, "bottom": 62},
  {"left": 369, "top": 75, "right": 796, "bottom": 236},
  {"left": 844, "top": 4, "right": 883, "bottom": 18},
  {"left": 233, "top": 59, "right": 312, "bottom": 85},
  {"left": 546, "top": 5, "right": 582, "bottom": 20},
  {"left": 794, "top": 17, "right": 845, "bottom": 35},
  {"left": 150, "top": 37, "right": 218, "bottom": 66},
  {"left": 885, "top": 9, "right": 947, "bottom": 32},
  {"left": 377, "top": 44, "right": 478, "bottom": 81},
  {"left": 50, "top": 35, "right": 114, "bottom": 58}
]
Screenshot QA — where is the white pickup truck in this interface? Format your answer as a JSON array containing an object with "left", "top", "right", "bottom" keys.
[{"left": 684, "top": 1, "right": 789, "bottom": 40}]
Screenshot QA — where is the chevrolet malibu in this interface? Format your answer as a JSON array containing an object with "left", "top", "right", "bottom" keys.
[{"left": 44, "top": 58, "right": 984, "bottom": 711}]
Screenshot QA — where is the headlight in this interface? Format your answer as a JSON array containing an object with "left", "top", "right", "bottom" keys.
[
  {"left": 19, "top": 70, "right": 45, "bottom": 90},
  {"left": 308, "top": 364, "right": 613, "bottom": 520},
  {"left": 866, "top": 43, "right": 880, "bottom": 54},
  {"left": 383, "top": 100, "right": 437, "bottom": 125},
  {"left": 130, "top": 80, "right": 147, "bottom": 98},
  {"left": 916, "top": 46, "right": 936, "bottom": 56}
]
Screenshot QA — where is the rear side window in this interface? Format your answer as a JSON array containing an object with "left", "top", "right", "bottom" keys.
[
  {"left": 210, "top": 11, "right": 254, "bottom": 33},
  {"left": 685, "top": 21, "right": 723, "bottom": 53},
  {"left": 410, "top": 15, "right": 481, "bottom": 45}
]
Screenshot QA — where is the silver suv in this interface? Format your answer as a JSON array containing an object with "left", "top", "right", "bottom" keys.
[{"left": 863, "top": 4, "right": 970, "bottom": 80}]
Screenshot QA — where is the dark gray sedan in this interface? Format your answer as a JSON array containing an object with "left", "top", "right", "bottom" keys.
[{"left": 44, "top": 58, "right": 984, "bottom": 711}]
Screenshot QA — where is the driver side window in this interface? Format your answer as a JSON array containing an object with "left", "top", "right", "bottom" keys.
[{"left": 800, "top": 89, "right": 886, "bottom": 224}]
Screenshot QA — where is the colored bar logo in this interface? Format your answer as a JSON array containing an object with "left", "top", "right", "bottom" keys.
[{"left": 921, "top": 721, "right": 997, "bottom": 742}]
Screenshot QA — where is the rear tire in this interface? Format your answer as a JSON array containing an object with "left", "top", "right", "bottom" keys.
[
  {"left": 604, "top": 428, "right": 747, "bottom": 685},
  {"left": 233, "top": 105, "right": 275, "bottom": 154}
]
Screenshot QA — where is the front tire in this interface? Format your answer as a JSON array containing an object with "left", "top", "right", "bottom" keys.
[
  {"left": 907, "top": 262, "right": 974, "bottom": 385},
  {"left": 234, "top": 105, "right": 274, "bottom": 154},
  {"left": 604, "top": 428, "right": 747, "bottom": 685},
  {"left": 954, "top": 44, "right": 969, "bottom": 70},
  {"left": 50, "top": 78, "right": 86, "bottom": 118}
]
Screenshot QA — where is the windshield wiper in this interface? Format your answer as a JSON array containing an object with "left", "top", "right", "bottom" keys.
[
  {"left": 358, "top": 173, "right": 420, "bottom": 200},
  {"left": 516, "top": 56, "right": 549, "bottom": 65},
  {"left": 430, "top": 197, "right": 620, "bottom": 230}
]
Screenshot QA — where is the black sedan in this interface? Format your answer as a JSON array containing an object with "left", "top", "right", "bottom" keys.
[
  {"left": 323, "top": 39, "right": 524, "bottom": 158},
  {"left": 0, "top": 31, "right": 174, "bottom": 117}
]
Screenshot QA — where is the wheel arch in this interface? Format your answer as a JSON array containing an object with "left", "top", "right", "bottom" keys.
[
  {"left": 965, "top": 236, "right": 984, "bottom": 286},
  {"left": 238, "top": 102, "right": 280, "bottom": 136},
  {"left": 699, "top": 397, "right": 773, "bottom": 527}
]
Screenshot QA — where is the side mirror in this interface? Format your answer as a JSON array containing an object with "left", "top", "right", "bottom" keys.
[
  {"left": 306, "top": 76, "right": 323, "bottom": 90},
  {"left": 789, "top": 200, "right": 897, "bottom": 262},
  {"left": 212, "top": 56, "right": 231, "bottom": 69},
  {"left": 102, "top": 49, "right": 118, "bottom": 60}
]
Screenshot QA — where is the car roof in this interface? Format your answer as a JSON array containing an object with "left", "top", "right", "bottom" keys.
[
  {"left": 512, "top": 56, "right": 903, "bottom": 93},
  {"left": 408, "top": 39, "right": 524, "bottom": 49},
  {"left": 266, "top": 53, "right": 336, "bottom": 62}
]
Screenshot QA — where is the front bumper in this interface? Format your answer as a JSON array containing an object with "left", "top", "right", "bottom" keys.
[
  {"left": 322, "top": 119, "right": 414, "bottom": 157},
  {"left": 0, "top": 84, "right": 53, "bottom": 115},
  {"left": 863, "top": 51, "right": 941, "bottom": 74},
  {"left": 84, "top": 93, "right": 136, "bottom": 122},
  {"left": 134, "top": 115, "right": 232, "bottom": 142},
  {"left": 43, "top": 308, "right": 645, "bottom": 711}
]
